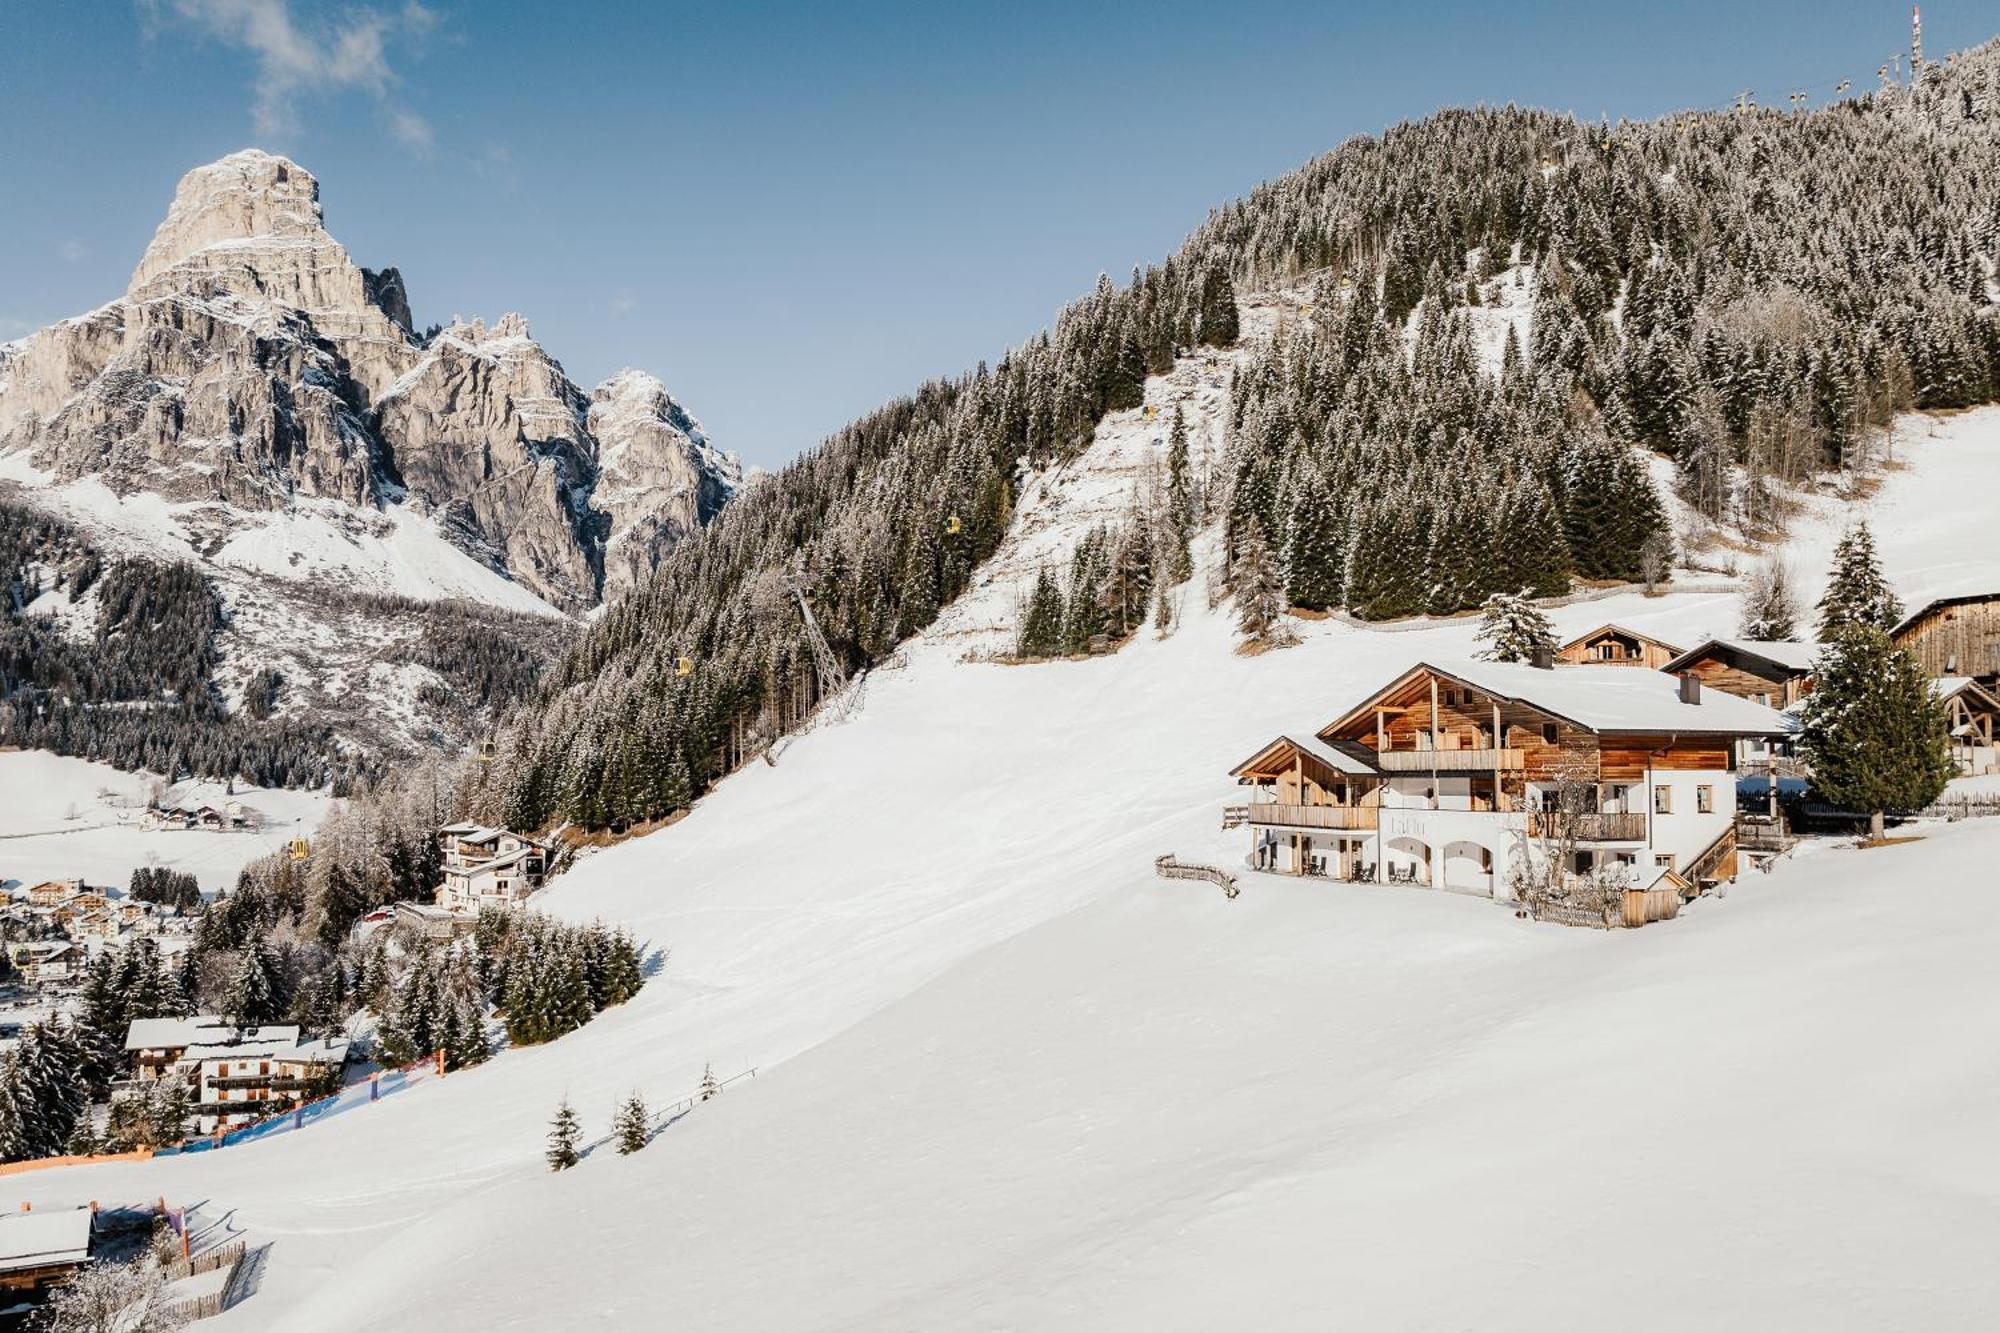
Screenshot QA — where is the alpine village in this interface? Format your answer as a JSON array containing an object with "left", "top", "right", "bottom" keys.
[{"left": 1, "top": 7, "right": 2000, "bottom": 1330}]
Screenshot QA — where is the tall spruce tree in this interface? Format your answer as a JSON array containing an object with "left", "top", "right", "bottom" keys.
[
  {"left": 1798, "top": 625, "right": 1954, "bottom": 839},
  {"left": 1816, "top": 523, "right": 1904, "bottom": 638},
  {"left": 1231, "top": 517, "right": 1286, "bottom": 643}
]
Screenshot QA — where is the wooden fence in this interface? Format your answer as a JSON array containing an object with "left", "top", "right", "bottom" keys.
[
  {"left": 1921, "top": 796, "right": 2000, "bottom": 821},
  {"left": 162, "top": 1236, "right": 249, "bottom": 1319},
  {"left": 1154, "top": 855, "right": 1239, "bottom": 900}
]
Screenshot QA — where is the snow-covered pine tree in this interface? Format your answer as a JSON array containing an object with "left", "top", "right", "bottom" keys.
[
  {"left": 1740, "top": 558, "right": 1801, "bottom": 640},
  {"left": 1282, "top": 468, "right": 1344, "bottom": 611},
  {"left": 1231, "top": 516, "right": 1286, "bottom": 644},
  {"left": 1816, "top": 523, "right": 1904, "bottom": 638},
  {"left": 700, "top": 1062, "right": 721, "bottom": 1102},
  {"left": 546, "top": 1097, "right": 582, "bottom": 1171},
  {"left": 1017, "top": 567, "right": 1065, "bottom": 658},
  {"left": 1798, "top": 625, "right": 1955, "bottom": 840},
  {"left": 613, "top": 1093, "right": 649, "bottom": 1155},
  {"left": 1474, "top": 591, "right": 1556, "bottom": 662},
  {"left": 225, "top": 940, "right": 285, "bottom": 1027}
]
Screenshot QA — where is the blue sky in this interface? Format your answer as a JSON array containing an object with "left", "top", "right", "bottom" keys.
[{"left": 1, "top": 1, "right": 1992, "bottom": 469}]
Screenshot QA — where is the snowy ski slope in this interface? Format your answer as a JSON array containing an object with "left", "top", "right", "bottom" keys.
[{"left": 11, "top": 403, "right": 2000, "bottom": 1329}]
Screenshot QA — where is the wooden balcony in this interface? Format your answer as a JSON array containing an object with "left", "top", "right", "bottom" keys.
[
  {"left": 1375, "top": 747, "right": 1525, "bottom": 773},
  {"left": 1244, "top": 803, "right": 1379, "bottom": 831},
  {"left": 1527, "top": 811, "right": 1649, "bottom": 842}
]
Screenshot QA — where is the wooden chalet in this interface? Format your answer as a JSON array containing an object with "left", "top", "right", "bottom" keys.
[
  {"left": 1892, "top": 592, "right": 2000, "bottom": 683},
  {"left": 1658, "top": 638, "right": 1818, "bottom": 709},
  {"left": 1230, "top": 658, "right": 1798, "bottom": 898},
  {"left": 1555, "top": 623, "right": 1683, "bottom": 669},
  {"left": 1934, "top": 676, "right": 2000, "bottom": 775}
]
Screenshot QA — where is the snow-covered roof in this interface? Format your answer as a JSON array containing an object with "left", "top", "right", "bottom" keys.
[
  {"left": 451, "top": 846, "right": 539, "bottom": 874},
  {"left": 125, "top": 1014, "right": 235, "bottom": 1051},
  {"left": 194, "top": 1034, "right": 348, "bottom": 1066},
  {"left": 1933, "top": 676, "right": 2000, "bottom": 709},
  {"left": 1365, "top": 659, "right": 1800, "bottom": 737},
  {"left": 1559, "top": 622, "right": 1683, "bottom": 652},
  {"left": 1231, "top": 733, "right": 1380, "bottom": 778},
  {"left": 0, "top": 1206, "right": 93, "bottom": 1273},
  {"left": 1660, "top": 638, "right": 1820, "bottom": 675},
  {"left": 1891, "top": 588, "right": 2000, "bottom": 638}
]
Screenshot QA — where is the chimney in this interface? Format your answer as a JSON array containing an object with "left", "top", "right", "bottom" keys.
[
  {"left": 1530, "top": 644, "right": 1555, "bottom": 670},
  {"left": 1678, "top": 672, "right": 1702, "bottom": 705}
]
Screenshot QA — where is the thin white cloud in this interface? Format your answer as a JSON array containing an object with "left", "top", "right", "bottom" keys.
[
  {"left": 58, "top": 240, "right": 88, "bottom": 262},
  {"left": 609, "top": 291, "right": 639, "bottom": 317},
  {"left": 149, "top": 0, "right": 438, "bottom": 148}
]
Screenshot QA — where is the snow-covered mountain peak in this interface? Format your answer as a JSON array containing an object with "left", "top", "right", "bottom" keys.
[
  {"left": 589, "top": 367, "right": 742, "bottom": 598},
  {"left": 0, "top": 150, "right": 744, "bottom": 753},
  {"left": 124, "top": 149, "right": 409, "bottom": 332}
]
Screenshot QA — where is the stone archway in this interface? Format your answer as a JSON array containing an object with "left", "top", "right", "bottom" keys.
[{"left": 1385, "top": 836, "right": 1433, "bottom": 886}]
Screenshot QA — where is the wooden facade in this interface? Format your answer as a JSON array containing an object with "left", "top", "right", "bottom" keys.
[
  {"left": 1660, "top": 640, "right": 1815, "bottom": 708},
  {"left": 1893, "top": 593, "right": 2000, "bottom": 683},
  {"left": 1231, "top": 660, "right": 1784, "bottom": 901},
  {"left": 1556, "top": 624, "right": 1682, "bottom": 669}
]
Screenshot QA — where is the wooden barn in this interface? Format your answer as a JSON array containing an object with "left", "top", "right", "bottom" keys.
[
  {"left": 1892, "top": 592, "right": 2000, "bottom": 684},
  {"left": 1555, "top": 623, "right": 1683, "bottom": 669}
]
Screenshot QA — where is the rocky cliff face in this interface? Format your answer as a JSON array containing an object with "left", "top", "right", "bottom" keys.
[{"left": 0, "top": 149, "right": 739, "bottom": 613}]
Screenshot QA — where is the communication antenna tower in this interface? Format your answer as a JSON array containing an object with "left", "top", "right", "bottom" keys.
[{"left": 1911, "top": 4, "right": 1924, "bottom": 87}]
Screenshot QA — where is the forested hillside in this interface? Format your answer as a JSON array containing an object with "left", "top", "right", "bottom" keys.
[
  {"left": 465, "top": 41, "right": 2000, "bottom": 832},
  {"left": 0, "top": 500, "right": 572, "bottom": 787}
]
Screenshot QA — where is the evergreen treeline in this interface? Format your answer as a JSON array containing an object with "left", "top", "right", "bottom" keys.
[
  {"left": 458, "top": 44, "right": 2000, "bottom": 833},
  {"left": 374, "top": 908, "right": 643, "bottom": 1068},
  {"left": 129, "top": 867, "right": 202, "bottom": 911}
]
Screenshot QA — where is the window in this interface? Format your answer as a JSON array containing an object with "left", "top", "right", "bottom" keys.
[
  {"left": 1542, "top": 723, "right": 1559, "bottom": 745},
  {"left": 1757, "top": 692, "right": 1772, "bottom": 707},
  {"left": 1696, "top": 785, "right": 1714, "bottom": 814},
  {"left": 1598, "top": 644, "right": 1615, "bottom": 660},
  {"left": 1654, "top": 854, "right": 1676, "bottom": 869},
  {"left": 1653, "top": 786, "right": 1673, "bottom": 814}
]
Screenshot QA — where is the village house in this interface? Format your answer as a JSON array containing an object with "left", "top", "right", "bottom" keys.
[
  {"left": 1933, "top": 676, "right": 2000, "bottom": 775},
  {"left": 25, "top": 878, "right": 84, "bottom": 909},
  {"left": 1658, "top": 638, "right": 1819, "bottom": 708},
  {"left": 435, "top": 823, "right": 550, "bottom": 915},
  {"left": 1555, "top": 623, "right": 1683, "bottom": 669},
  {"left": 123, "top": 1015, "right": 349, "bottom": 1134},
  {"left": 1229, "top": 657, "right": 1798, "bottom": 898},
  {"left": 1892, "top": 591, "right": 2000, "bottom": 684},
  {"left": 7, "top": 941, "right": 79, "bottom": 988}
]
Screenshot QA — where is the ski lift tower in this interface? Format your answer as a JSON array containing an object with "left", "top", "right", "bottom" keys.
[{"left": 1911, "top": 4, "right": 1924, "bottom": 88}]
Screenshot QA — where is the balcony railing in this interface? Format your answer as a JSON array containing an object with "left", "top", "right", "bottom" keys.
[
  {"left": 1527, "top": 811, "right": 1649, "bottom": 842},
  {"left": 1244, "top": 803, "right": 1380, "bottom": 831},
  {"left": 1375, "top": 747, "right": 1525, "bottom": 773}
]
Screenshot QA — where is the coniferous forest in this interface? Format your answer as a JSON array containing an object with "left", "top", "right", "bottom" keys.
[
  {"left": 0, "top": 500, "right": 571, "bottom": 786},
  {"left": 443, "top": 45, "right": 2000, "bottom": 833}
]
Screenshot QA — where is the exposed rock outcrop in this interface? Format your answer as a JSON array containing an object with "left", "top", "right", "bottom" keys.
[{"left": 0, "top": 149, "right": 740, "bottom": 613}]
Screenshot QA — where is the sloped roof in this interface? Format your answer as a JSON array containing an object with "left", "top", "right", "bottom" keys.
[
  {"left": 1323, "top": 659, "right": 1800, "bottom": 739},
  {"left": 0, "top": 1207, "right": 93, "bottom": 1272},
  {"left": 1559, "top": 622, "right": 1683, "bottom": 653},
  {"left": 1891, "top": 589, "right": 2000, "bottom": 638},
  {"left": 1660, "top": 638, "right": 1819, "bottom": 675},
  {"left": 1231, "top": 733, "right": 1380, "bottom": 778},
  {"left": 1933, "top": 676, "right": 2000, "bottom": 710}
]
